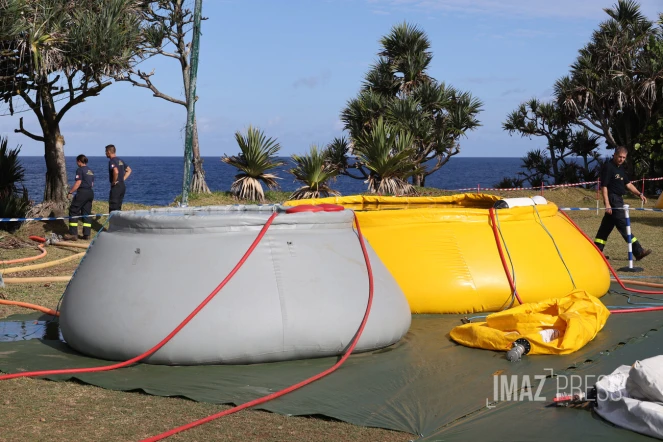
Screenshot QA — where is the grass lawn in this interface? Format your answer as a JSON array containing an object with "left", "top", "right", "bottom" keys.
[{"left": 1, "top": 188, "right": 662, "bottom": 441}]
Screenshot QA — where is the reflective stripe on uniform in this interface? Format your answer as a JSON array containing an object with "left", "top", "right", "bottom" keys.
[
  {"left": 83, "top": 223, "right": 92, "bottom": 227},
  {"left": 631, "top": 237, "right": 638, "bottom": 243},
  {"left": 69, "top": 222, "right": 78, "bottom": 227},
  {"left": 594, "top": 238, "right": 606, "bottom": 244}
]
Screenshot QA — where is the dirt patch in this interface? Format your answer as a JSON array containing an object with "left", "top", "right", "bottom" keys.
[{"left": 0, "top": 237, "right": 35, "bottom": 250}]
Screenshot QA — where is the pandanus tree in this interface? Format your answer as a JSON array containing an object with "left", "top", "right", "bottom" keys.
[
  {"left": 289, "top": 145, "right": 340, "bottom": 200},
  {"left": 0, "top": 0, "right": 145, "bottom": 212},
  {"left": 502, "top": 1, "right": 661, "bottom": 188},
  {"left": 352, "top": 117, "right": 420, "bottom": 195},
  {"left": 554, "top": 0, "right": 663, "bottom": 177},
  {"left": 503, "top": 99, "right": 571, "bottom": 183},
  {"left": 340, "top": 22, "right": 483, "bottom": 187},
  {"left": 222, "top": 126, "right": 284, "bottom": 202}
]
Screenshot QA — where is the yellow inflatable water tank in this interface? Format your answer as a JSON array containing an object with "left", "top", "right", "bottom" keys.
[{"left": 285, "top": 194, "right": 610, "bottom": 314}]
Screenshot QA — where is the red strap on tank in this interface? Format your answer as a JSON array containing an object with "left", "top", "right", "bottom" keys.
[
  {"left": 318, "top": 204, "right": 345, "bottom": 212},
  {"left": 285, "top": 204, "right": 345, "bottom": 213},
  {"left": 285, "top": 205, "right": 324, "bottom": 213}
]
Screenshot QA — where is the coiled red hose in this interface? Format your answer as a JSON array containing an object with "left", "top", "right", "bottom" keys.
[
  {"left": 141, "top": 211, "right": 374, "bottom": 441},
  {"left": 488, "top": 208, "right": 523, "bottom": 305}
]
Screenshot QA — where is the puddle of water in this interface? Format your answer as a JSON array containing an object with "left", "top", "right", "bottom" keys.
[{"left": 0, "top": 320, "right": 64, "bottom": 342}]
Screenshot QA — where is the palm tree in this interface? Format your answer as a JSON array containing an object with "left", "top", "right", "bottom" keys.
[
  {"left": 352, "top": 118, "right": 419, "bottom": 195},
  {"left": 222, "top": 126, "right": 284, "bottom": 202},
  {"left": 289, "top": 145, "right": 340, "bottom": 200}
]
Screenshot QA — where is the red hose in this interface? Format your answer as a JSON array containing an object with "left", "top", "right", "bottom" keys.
[
  {"left": 0, "top": 300, "right": 59, "bottom": 317},
  {"left": 488, "top": 208, "right": 523, "bottom": 305},
  {"left": 0, "top": 212, "right": 279, "bottom": 381},
  {"left": 560, "top": 211, "right": 663, "bottom": 296},
  {"left": 614, "top": 279, "right": 663, "bottom": 288},
  {"left": 141, "top": 211, "right": 375, "bottom": 441},
  {"left": 610, "top": 307, "right": 663, "bottom": 314},
  {"left": 0, "top": 244, "right": 46, "bottom": 265}
]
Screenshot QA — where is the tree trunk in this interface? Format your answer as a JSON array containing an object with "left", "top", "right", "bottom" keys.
[
  {"left": 43, "top": 130, "right": 68, "bottom": 204},
  {"left": 190, "top": 118, "right": 211, "bottom": 193},
  {"left": 412, "top": 174, "right": 423, "bottom": 187},
  {"left": 39, "top": 82, "right": 69, "bottom": 212},
  {"left": 183, "top": 44, "right": 210, "bottom": 195},
  {"left": 549, "top": 147, "right": 559, "bottom": 184}
]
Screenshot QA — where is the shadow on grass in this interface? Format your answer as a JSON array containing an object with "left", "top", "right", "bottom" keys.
[{"left": 633, "top": 217, "right": 663, "bottom": 228}]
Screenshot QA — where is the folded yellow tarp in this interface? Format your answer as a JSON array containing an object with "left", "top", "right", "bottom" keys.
[{"left": 449, "top": 291, "right": 610, "bottom": 355}]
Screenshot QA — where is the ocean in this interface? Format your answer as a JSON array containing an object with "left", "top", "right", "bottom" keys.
[{"left": 18, "top": 156, "right": 525, "bottom": 206}]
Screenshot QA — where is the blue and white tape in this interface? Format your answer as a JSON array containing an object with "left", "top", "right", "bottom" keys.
[
  {"left": 560, "top": 207, "right": 663, "bottom": 212},
  {"left": 0, "top": 214, "right": 109, "bottom": 222}
]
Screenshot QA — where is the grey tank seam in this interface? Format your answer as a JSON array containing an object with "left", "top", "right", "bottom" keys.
[{"left": 267, "top": 233, "right": 287, "bottom": 351}]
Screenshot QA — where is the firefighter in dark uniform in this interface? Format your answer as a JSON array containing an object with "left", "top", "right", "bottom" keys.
[
  {"left": 64, "top": 154, "right": 94, "bottom": 241},
  {"left": 105, "top": 144, "right": 132, "bottom": 212},
  {"left": 594, "top": 146, "right": 652, "bottom": 260}
]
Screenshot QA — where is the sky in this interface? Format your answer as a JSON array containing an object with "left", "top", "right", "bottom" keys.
[{"left": 1, "top": 0, "right": 661, "bottom": 158}]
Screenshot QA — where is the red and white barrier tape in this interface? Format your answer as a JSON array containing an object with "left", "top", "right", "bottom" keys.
[{"left": 447, "top": 176, "right": 663, "bottom": 193}]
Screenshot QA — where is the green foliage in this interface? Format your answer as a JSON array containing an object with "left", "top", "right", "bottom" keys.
[
  {"left": 340, "top": 22, "right": 482, "bottom": 186},
  {"left": 289, "top": 145, "right": 340, "bottom": 200},
  {"left": 0, "top": 0, "right": 144, "bottom": 88},
  {"left": 506, "top": 1, "right": 662, "bottom": 189},
  {"left": 503, "top": 97, "right": 603, "bottom": 186},
  {"left": 635, "top": 118, "right": 663, "bottom": 159},
  {"left": 0, "top": 0, "right": 147, "bottom": 203},
  {"left": 324, "top": 137, "right": 352, "bottom": 172},
  {"left": 222, "top": 126, "right": 285, "bottom": 202},
  {"left": 634, "top": 116, "right": 663, "bottom": 189},
  {"left": 632, "top": 22, "right": 663, "bottom": 188},
  {"left": 519, "top": 149, "right": 553, "bottom": 188},
  {"left": 494, "top": 176, "right": 525, "bottom": 189},
  {"left": 0, "top": 136, "right": 30, "bottom": 231},
  {"left": 0, "top": 137, "right": 25, "bottom": 199},
  {"left": 555, "top": 0, "right": 661, "bottom": 154},
  {"left": 352, "top": 117, "right": 420, "bottom": 195}
]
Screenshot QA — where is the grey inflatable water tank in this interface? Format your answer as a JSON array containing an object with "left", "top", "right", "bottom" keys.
[{"left": 59, "top": 205, "right": 412, "bottom": 365}]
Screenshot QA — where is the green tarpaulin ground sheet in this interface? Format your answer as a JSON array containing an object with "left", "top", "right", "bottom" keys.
[{"left": 1, "top": 285, "right": 662, "bottom": 441}]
